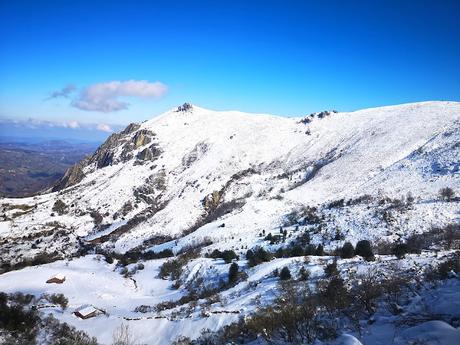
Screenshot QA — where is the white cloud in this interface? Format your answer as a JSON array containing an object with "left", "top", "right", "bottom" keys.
[
  {"left": 66, "top": 120, "right": 80, "bottom": 129},
  {"left": 0, "top": 117, "right": 122, "bottom": 133},
  {"left": 96, "top": 123, "right": 113, "bottom": 132},
  {"left": 47, "top": 84, "right": 76, "bottom": 99},
  {"left": 72, "top": 80, "right": 168, "bottom": 112}
]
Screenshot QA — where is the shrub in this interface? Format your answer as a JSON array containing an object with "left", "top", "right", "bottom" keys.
[
  {"left": 46, "top": 293, "right": 68, "bottom": 309},
  {"left": 324, "top": 260, "right": 339, "bottom": 277},
  {"left": 290, "top": 245, "right": 304, "bottom": 257},
  {"left": 393, "top": 243, "right": 408, "bottom": 259},
  {"left": 90, "top": 211, "right": 103, "bottom": 225},
  {"left": 340, "top": 242, "right": 355, "bottom": 259},
  {"left": 209, "top": 249, "right": 238, "bottom": 263},
  {"left": 315, "top": 244, "right": 324, "bottom": 256},
  {"left": 248, "top": 247, "right": 272, "bottom": 267},
  {"left": 351, "top": 270, "right": 382, "bottom": 316},
  {"left": 158, "top": 249, "right": 200, "bottom": 281},
  {"left": 112, "top": 323, "right": 136, "bottom": 345},
  {"left": 279, "top": 267, "right": 292, "bottom": 280},
  {"left": 298, "top": 267, "right": 310, "bottom": 281},
  {"left": 319, "top": 276, "right": 350, "bottom": 312},
  {"left": 221, "top": 250, "right": 238, "bottom": 263},
  {"left": 439, "top": 187, "right": 455, "bottom": 201},
  {"left": 0, "top": 292, "right": 39, "bottom": 340},
  {"left": 355, "top": 240, "right": 374, "bottom": 260},
  {"left": 105, "top": 255, "right": 114, "bottom": 264},
  {"left": 228, "top": 262, "right": 239, "bottom": 284},
  {"left": 426, "top": 254, "right": 460, "bottom": 280},
  {"left": 52, "top": 199, "right": 67, "bottom": 215}
]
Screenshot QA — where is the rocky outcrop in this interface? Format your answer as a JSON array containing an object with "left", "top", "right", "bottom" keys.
[
  {"left": 121, "top": 123, "right": 140, "bottom": 135},
  {"left": 137, "top": 144, "right": 161, "bottom": 161},
  {"left": 51, "top": 157, "right": 89, "bottom": 192},
  {"left": 133, "top": 130, "right": 152, "bottom": 148},
  {"left": 52, "top": 123, "right": 159, "bottom": 191},
  {"left": 176, "top": 103, "right": 193, "bottom": 112}
]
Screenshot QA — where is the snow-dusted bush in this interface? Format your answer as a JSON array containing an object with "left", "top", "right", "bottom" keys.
[
  {"left": 52, "top": 199, "right": 67, "bottom": 215},
  {"left": 439, "top": 187, "right": 455, "bottom": 201}
]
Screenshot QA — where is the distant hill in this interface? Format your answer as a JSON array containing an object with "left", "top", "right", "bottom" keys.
[{"left": 0, "top": 140, "right": 99, "bottom": 197}]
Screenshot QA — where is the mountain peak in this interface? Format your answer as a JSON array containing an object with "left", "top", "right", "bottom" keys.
[{"left": 176, "top": 102, "right": 193, "bottom": 112}]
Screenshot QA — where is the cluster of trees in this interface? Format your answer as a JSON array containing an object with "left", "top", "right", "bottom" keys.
[
  {"left": 246, "top": 241, "right": 325, "bottom": 268},
  {"left": 101, "top": 248, "right": 174, "bottom": 266},
  {"left": 246, "top": 247, "right": 273, "bottom": 267},
  {"left": 173, "top": 264, "right": 419, "bottom": 345},
  {"left": 340, "top": 240, "right": 374, "bottom": 261},
  {"left": 207, "top": 249, "right": 238, "bottom": 263},
  {"left": 159, "top": 249, "right": 200, "bottom": 281}
]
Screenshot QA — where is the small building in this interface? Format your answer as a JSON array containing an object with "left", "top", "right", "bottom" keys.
[
  {"left": 46, "top": 273, "right": 66, "bottom": 284},
  {"left": 74, "top": 306, "right": 99, "bottom": 319}
]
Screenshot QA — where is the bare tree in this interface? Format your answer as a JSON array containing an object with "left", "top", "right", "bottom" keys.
[{"left": 112, "top": 323, "right": 137, "bottom": 345}]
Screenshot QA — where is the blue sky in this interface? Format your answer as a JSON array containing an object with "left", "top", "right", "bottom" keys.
[{"left": 0, "top": 0, "right": 459, "bottom": 132}]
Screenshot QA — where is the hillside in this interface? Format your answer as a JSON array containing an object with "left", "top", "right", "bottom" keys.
[{"left": 0, "top": 101, "right": 459, "bottom": 344}]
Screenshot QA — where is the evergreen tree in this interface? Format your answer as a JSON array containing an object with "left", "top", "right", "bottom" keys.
[{"left": 280, "top": 267, "right": 292, "bottom": 280}]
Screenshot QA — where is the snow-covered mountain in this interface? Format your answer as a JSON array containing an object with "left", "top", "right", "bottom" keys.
[
  {"left": 1, "top": 101, "right": 459, "bottom": 262},
  {"left": 0, "top": 101, "right": 459, "bottom": 344}
]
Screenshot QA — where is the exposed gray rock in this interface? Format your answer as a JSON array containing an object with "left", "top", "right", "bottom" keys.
[
  {"left": 176, "top": 103, "right": 193, "bottom": 112},
  {"left": 52, "top": 123, "right": 159, "bottom": 191},
  {"left": 137, "top": 143, "right": 161, "bottom": 161}
]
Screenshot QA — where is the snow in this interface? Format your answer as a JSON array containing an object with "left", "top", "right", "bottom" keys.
[
  {"left": 49, "top": 273, "right": 65, "bottom": 280},
  {"left": 395, "top": 321, "right": 460, "bottom": 345},
  {"left": 76, "top": 306, "right": 97, "bottom": 317},
  {"left": 333, "top": 334, "right": 363, "bottom": 345}
]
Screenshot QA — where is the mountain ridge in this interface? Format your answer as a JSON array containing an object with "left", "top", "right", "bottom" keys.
[{"left": 1, "top": 100, "right": 459, "bottom": 260}]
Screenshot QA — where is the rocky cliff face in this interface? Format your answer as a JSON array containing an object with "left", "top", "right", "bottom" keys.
[{"left": 52, "top": 123, "right": 159, "bottom": 191}]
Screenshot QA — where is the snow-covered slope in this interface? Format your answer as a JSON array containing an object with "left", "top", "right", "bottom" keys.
[{"left": 1, "top": 101, "right": 459, "bottom": 262}]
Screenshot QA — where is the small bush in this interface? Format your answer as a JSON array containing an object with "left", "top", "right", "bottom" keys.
[
  {"left": 228, "top": 262, "right": 239, "bottom": 284},
  {"left": 315, "top": 244, "right": 324, "bottom": 256},
  {"left": 52, "top": 199, "right": 67, "bottom": 215},
  {"left": 209, "top": 249, "right": 238, "bottom": 263},
  {"left": 355, "top": 240, "right": 374, "bottom": 260},
  {"left": 112, "top": 323, "right": 136, "bottom": 345},
  {"left": 90, "top": 211, "right": 103, "bottom": 225},
  {"left": 158, "top": 249, "right": 200, "bottom": 281},
  {"left": 340, "top": 242, "right": 355, "bottom": 259},
  {"left": 298, "top": 267, "right": 310, "bottom": 281},
  {"left": 46, "top": 293, "right": 68, "bottom": 309},
  {"left": 439, "top": 187, "right": 455, "bottom": 201},
  {"left": 324, "top": 260, "right": 339, "bottom": 277},
  {"left": 393, "top": 243, "right": 408, "bottom": 259},
  {"left": 248, "top": 247, "right": 272, "bottom": 267},
  {"left": 279, "top": 267, "right": 292, "bottom": 280},
  {"left": 319, "top": 276, "right": 350, "bottom": 312}
]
